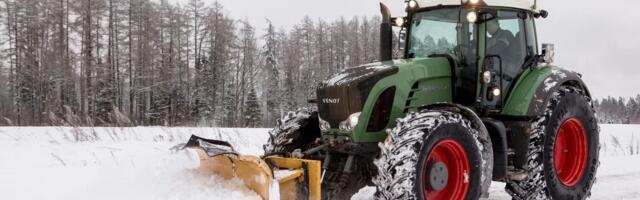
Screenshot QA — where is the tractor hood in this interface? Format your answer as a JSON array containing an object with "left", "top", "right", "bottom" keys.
[{"left": 316, "top": 63, "right": 399, "bottom": 128}]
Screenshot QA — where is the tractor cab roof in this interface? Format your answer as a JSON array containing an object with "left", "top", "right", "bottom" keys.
[{"left": 415, "top": 0, "right": 536, "bottom": 11}]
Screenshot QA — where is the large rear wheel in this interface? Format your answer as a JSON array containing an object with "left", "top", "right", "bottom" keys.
[
  {"left": 505, "top": 86, "right": 599, "bottom": 200},
  {"left": 374, "top": 110, "right": 492, "bottom": 200}
]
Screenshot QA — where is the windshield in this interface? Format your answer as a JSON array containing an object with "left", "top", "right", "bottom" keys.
[{"left": 407, "top": 8, "right": 477, "bottom": 66}]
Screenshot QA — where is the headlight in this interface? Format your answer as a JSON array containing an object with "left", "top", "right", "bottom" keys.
[
  {"left": 339, "top": 112, "right": 361, "bottom": 131},
  {"left": 463, "top": 0, "right": 481, "bottom": 5},
  {"left": 492, "top": 87, "right": 502, "bottom": 97},
  {"left": 466, "top": 11, "right": 477, "bottom": 23},
  {"left": 482, "top": 70, "right": 492, "bottom": 83},
  {"left": 405, "top": 0, "right": 419, "bottom": 12},
  {"left": 408, "top": 0, "right": 418, "bottom": 8},
  {"left": 394, "top": 17, "right": 405, "bottom": 27},
  {"left": 319, "top": 116, "right": 331, "bottom": 131}
]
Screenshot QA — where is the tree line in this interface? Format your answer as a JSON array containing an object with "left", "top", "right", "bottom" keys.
[
  {"left": 0, "top": 0, "right": 384, "bottom": 127},
  {"left": 2, "top": 0, "right": 633, "bottom": 127},
  {"left": 594, "top": 95, "right": 640, "bottom": 124}
]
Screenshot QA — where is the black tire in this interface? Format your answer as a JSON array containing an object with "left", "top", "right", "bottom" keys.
[
  {"left": 262, "top": 108, "right": 321, "bottom": 200},
  {"left": 263, "top": 108, "right": 321, "bottom": 155},
  {"left": 374, "top": 110, "right": 492, "bottom": 200},
  {"left": 505, "top": 86, "right": 599, "bottom": 200},
  {"left": 263, "top": 108, "right": 369, "bottom": 200}
]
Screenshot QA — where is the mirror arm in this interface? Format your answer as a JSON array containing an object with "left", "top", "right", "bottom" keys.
[{"left": 522, "top": 54, "right": 541, "bottom": 69}]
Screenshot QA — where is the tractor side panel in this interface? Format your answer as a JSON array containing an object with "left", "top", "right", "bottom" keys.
[
  {"left": 349, "top": 58, "right": 453, "bottom": 143},
  {"left": 502, "top": 65, "right": 591, "bottom": 117}
]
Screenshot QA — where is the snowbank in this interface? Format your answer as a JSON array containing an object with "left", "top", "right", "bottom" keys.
[
  {"left": 0, "top": 124, "right": 638, "bottom": 200},
  {"left": 599, "top": 124, "right": 640, "bottom": 157},
  {"left": 0, "top": 127, "right": 268, "bottom": 200}
]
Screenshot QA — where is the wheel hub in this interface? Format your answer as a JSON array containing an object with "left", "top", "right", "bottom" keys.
[
  {"left": 423, "top": 139, "right": 470, "bottom": 200},
  {"left": 554, "top": 118, "right": 588, "bottom": 187},
  {"left": 428, "top": 161, "right": 449, "bottom": 191}
]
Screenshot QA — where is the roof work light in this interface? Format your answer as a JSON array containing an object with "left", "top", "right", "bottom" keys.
[
  {"left": 461, "top": 0, "right": 482, "bottom": 6},
  {"left": 404, "top": 0, "right": 419, "bottom": 12}
]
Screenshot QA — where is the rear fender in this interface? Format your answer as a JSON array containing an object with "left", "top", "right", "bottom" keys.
[{"left": 502, "top": 65, "right": 591, "bottom": 117}]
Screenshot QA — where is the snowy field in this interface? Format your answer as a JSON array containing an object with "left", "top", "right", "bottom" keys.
[{"left": 0, "top": 125, "right": 639, "bottom": 200}]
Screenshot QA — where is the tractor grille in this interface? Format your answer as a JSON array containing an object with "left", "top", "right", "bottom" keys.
[
  {"left": 316, "top": 64, "right": 398, "bottom": 129},
  {"left": 317, "top": 85, "right": 362, "bottom": 128}
]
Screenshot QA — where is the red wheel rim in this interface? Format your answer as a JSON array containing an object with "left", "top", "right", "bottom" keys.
[
  {"left": 423, "top": 139, "right": 470, "bottom": 200},
  {"left": 554, "top": 118, "right": 588, "bottom": 187}
]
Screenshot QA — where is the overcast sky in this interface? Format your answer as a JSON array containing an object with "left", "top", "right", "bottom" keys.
[{"left": 171, "top": 0, "right": 639, "bottom": 99}]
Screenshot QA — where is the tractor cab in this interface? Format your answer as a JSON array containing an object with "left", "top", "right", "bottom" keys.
[{"left": 384, "top": 0, "right": 549, "bottom": 115}]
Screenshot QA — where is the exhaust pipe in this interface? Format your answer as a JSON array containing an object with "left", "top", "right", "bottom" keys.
[{"left": 379, "top": 3, "right": 393, "bottom": 61}]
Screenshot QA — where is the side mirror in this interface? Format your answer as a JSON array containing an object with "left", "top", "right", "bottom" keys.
[
  {"left": 398, "top": 28, "right": 407, "bottom": 53},
  {"left": 534, "top": 10, "right": 549, "bottom": 19},
  {"left": 541, "top": 43, "right": 555, "bottom": 64}
]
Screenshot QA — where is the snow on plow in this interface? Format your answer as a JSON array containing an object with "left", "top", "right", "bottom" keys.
[{"left": 179, "top": 135, "right": 321, "bottom": 200}]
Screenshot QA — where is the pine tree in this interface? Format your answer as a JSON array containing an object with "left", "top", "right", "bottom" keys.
[
  {"left": 243, "top": 86, "right": 262, "bottom": 127},
  {"left": 222, "top": 81, "right": 236, "bottom": 127},
  {"left": 262, "top": 19, "right": 280, "bottom": 126},
  {"left": 628, "top": 97, "right": 640, "bottom": 123}
]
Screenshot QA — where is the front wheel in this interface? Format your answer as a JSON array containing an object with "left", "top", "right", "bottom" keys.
[
  {"left": 374, "top": 110, "right": 492, "bottom": 200},
  {"left": 263, "top": 108, "right": 368, "bottom": 200},
  {"left": 263, "top": 108, "right": 321, "bottom": 155},
  {"left": 506, "top": 86, "right": 599, "bottom": 200}
]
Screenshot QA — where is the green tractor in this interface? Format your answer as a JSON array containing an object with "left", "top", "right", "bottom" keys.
[
  {"left": 264, "top": 0, "right": 599, "bottom": 199},
  {"left": 185, "top": 0, "right": 599, "bottom": 199}
]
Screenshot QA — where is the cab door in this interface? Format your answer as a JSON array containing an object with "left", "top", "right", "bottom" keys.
[{"left": 477, "top": 10, "right": 533, "bottom": 114}]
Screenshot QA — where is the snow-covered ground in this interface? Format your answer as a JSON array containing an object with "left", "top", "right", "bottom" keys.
[{"left": 0, "top": 125, "right": 638, "bottom": 200}]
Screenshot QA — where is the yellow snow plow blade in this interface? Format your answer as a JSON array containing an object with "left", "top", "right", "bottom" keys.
[{"left": 181, "top": 135, "right": 321, "bottom": 200}]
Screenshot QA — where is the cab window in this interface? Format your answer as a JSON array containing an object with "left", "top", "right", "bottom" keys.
[
  {"left": 407, "top": 8, "right": 477, "bottom": 67},
  {"left": 525, "top": 13, "right": 538, "bottom": 56},
  {"left": 485, "top": 10, "right": 528, "bottom": 95}
]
